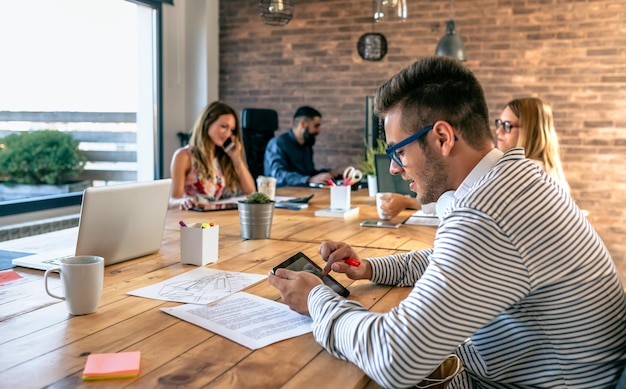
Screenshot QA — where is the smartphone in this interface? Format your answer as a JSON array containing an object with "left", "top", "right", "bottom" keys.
[
  {"left": 288, "top": 194, "right": 314, "bottom": 203},
  {"left": 360, "top": 220, "right": 401, "bottom": 228},
  {"left": 222, "top": 138, "right": 235, "bottom": 152},
  {"left": 272, "top": 252, "right": 350, "bottom": 297},
  {"left": 191, "top": 203, "right": 238, "bottom": 212}
]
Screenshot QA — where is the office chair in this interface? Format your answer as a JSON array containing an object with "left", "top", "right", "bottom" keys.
[
  {"left": 241, "top": 108, "right": 279, "bottom": 180},
  {"left": 176, "top": 132, "right": 191, "bottom": 147}
]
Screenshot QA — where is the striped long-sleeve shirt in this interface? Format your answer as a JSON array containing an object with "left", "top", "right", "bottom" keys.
[{"left": 308, "top": 148, "right": 626, "bottom": 388}]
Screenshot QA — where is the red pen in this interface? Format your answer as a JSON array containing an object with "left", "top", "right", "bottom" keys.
[
  {"left": 343, "top": 258, "right": 361, "bottom": 267},
  {"left": 327, "top": 179, "right": 336, "bottom": 186}
]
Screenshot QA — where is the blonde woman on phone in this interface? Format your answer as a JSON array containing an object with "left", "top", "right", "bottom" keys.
[
  {"left": 169, "top": 101, "right": 255, "bottom": 210},
  {"left": 496, "top": 97, "right": 570, "bottom": 193}
]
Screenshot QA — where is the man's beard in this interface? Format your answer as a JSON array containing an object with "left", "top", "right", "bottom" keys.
[
  {"left": 415, "top": 144, "right": 448, "bottom": 205},
  {"left": 303, "top": 125, "right": 317, "bottom": 147}
]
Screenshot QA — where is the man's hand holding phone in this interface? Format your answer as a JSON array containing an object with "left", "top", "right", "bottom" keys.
[{"left": 268, "top": 267, "right": 322, "bottom": 316}]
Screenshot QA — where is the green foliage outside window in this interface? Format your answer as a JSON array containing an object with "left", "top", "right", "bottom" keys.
[{"left": 0, "top": 130, "right": 87, "bottom": 185}]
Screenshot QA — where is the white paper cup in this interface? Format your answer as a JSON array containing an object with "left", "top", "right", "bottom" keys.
[
  {"left": 44, "top": 255, "right": 104, "bottom": 315},
  {"left": 256, "top": 176, "right": 277, "bottom": 201}
]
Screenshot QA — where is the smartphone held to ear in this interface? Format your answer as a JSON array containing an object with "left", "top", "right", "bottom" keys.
[{"left": 223, "top": 138, "right": 235, "bottom": 152}]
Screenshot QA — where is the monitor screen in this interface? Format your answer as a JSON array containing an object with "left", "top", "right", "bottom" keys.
[{"left": 374, "top": 154, "right": 415, "bottom": 196}]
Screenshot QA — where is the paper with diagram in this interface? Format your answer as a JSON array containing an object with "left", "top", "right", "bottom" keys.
[
  {"left": 161, "top": 292, "right": 313, "bottom": 350},
  {"left": 128, "top": 267, "right": 266, "bottom": 304}
]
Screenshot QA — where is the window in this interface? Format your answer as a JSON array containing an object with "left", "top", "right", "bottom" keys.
[{"left": 0, "top": 0, "right": 167, "bottom": 217}]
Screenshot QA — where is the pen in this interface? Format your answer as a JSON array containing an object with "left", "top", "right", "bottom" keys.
[
  {"left": 327, "top": 179, "right": 336, "bottom": 187},
  {"left": 179, "top": 220, "right": 187, "bottom": 227},
  {"left": 343, "top": 258, "right": 361, "bottom": 267}
]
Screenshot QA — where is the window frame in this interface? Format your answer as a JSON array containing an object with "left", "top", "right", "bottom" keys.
[{"left": 0, "top": 0, "right": 168, "bottom": 218}]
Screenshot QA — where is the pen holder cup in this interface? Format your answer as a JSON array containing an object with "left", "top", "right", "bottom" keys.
[
  {"left": 180, "top": 224, "right": 219, "bottom": 266},
  {"left": 330, "top": 185, "right": 351, "bottom": 211}
]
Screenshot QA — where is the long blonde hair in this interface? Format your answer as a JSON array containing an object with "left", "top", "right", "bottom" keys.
[
  {"left": 507, "top": 97, "right": 569, "bottom": 192},
  {"left": 188, "top": 101, "right": 246, "bottom": 192}
]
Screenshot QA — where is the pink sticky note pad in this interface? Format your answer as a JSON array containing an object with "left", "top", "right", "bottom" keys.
[
  {"left": 82, "top": 351, "right": 141, "bottom": 380},
  {"left": 0, "top": 270, "right": 22, "bottom": 285}
]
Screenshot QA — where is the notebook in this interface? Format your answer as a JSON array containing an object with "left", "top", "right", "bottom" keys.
[
  {"left": 374, "top": 154, "right": 414, "bottom": 196},
  {"left": 12, "top": 179, "right": 172, "bottom": 271}
]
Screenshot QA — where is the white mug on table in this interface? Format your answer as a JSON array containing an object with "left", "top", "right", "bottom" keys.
[
  {"left": 44, "top": 255, "right": 104, "bottom": 315},
  {"left": 376, "top": 192, "right": 392, "bottom": 220}
]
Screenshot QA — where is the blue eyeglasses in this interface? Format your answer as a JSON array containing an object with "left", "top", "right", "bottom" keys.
[{"left": 385, "top": 124, "right": 434, "bottom": 167}]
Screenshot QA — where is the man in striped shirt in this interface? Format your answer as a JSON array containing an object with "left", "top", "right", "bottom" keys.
[{"left": 268, "top": 56, "right": 626, "bottom": 388}]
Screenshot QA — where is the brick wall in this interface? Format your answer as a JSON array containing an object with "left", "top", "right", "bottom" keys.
[{"left": 219, "top": 0, "right": 626, "bottom": 270}]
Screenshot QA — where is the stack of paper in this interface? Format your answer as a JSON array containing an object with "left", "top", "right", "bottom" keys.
[{"left": 82, "top": 351, "right": 141, "bottom": 381}]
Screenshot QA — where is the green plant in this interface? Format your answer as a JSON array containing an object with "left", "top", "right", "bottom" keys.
[
  {"left": 239, "top": 191, "right": 273, "bottom": 204},
  {"left": 0, "top": 130, "right": 87, "bottom": 185},
  {"left": 357, "top": 138, "right": 388, "bottom": 176}
]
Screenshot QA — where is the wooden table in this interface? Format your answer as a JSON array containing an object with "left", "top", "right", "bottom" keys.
[{"left": 0, "top": 187, "right": 436, "bottom": 389}]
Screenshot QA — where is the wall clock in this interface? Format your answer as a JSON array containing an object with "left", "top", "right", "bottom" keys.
[{"left": 357, "top": 32, "right": 387, "bottom": 61}]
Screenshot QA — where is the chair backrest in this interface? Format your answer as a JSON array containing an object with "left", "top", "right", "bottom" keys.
[{"left": 241, "top": 108, "right": 279, "bottom": 180}]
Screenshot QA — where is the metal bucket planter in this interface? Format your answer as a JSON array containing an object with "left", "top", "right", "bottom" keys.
[{"left": 237, "top": 201, "right": 275, "bottom": 239}]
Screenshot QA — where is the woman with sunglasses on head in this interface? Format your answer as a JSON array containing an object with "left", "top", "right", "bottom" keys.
[
  {"left": 496, "top": 97, "right": 570, "bottom": 193},
  {"left": 169, "top": 101, "right": 255, "bottom": 210}
]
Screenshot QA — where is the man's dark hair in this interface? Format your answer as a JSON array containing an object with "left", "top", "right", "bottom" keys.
[
  {"left": 293, "top": 106, "right": 322, "bottom": 126},
  {"left": 374, "top": 56, "right": 494, "bottom": 149}
]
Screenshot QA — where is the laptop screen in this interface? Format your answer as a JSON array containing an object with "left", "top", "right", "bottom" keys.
[{"left": 374, "top": 154, "right": 415, "bottom": 196}]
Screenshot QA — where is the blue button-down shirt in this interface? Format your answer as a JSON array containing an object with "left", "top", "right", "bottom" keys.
[{"left": 263, "top": 130, "right": 328, "bottom": 187}]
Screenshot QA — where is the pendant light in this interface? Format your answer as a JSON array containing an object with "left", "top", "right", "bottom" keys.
[
  {"left": 435, "top": 0, "right": 466, "bottom": 61},
  {"left": 259, "top": 0, "right": 294, "bottom": 26},
  {"left": 374, "top": 0, "right": 407, "bottom": 22}
]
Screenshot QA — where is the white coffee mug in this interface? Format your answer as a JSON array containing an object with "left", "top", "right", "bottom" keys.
[
  {"left": 44, "top": 255, "right": 104, "bottom": 315},
  {"left": 376, "top": 192, "right": 392, "bottom": 220}
]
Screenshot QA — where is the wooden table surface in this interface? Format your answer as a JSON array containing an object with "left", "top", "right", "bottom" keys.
[{"left": 0, "top": 187, "right": 436, "bottom": 389}]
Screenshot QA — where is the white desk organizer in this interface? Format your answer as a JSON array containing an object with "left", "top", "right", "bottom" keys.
[{"left": 180, "top": 223, "right": 219, "bottom": 266}]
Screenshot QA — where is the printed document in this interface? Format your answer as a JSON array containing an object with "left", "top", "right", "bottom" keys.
[{"left": 161, "top": 292, "right": 312, "bottom": 349}]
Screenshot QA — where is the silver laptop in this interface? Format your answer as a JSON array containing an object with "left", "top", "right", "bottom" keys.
[{"left": 12, "top": 179, "right": 172, "bottom": 271}]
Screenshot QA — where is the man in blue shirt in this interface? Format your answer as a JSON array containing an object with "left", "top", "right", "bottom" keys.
[{"left": 264, "top": 106, "right": 338, "bottom": 187}]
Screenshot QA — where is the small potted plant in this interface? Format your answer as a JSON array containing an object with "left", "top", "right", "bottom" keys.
[
  {"left": 357, "top": 139, "right": 387, "bottom": 197},
  {"left": 237, "top": 192, "right": 275, "bottom": 239},
  {"left": 0, "top": 130, "right": 90, "bottom": 200}
]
